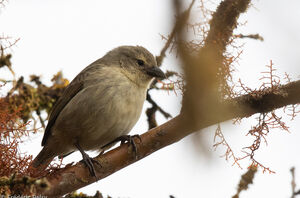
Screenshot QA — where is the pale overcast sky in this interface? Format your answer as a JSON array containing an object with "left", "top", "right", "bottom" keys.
[{"left": 1, "top": 0, "right": 300, "bottom": 198}]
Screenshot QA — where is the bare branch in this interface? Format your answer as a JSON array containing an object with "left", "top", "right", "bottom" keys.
[{"left": 146, "top": 91, "right": 172, "bottom": 130}]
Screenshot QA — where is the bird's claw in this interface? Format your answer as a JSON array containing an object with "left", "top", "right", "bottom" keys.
[
  {"left": 119, "top": 135, "right": 141, "bottom": 160},
  {"left": 80, "top": 152, "right": 101, "bottom": 178},
  {"left": 102, "top": 135, "right": 142, "bottom": 160}
]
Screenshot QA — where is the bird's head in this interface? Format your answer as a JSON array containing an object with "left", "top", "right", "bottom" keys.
[{"left": 103, "top": 45, "right": 165, "bottom": 87}]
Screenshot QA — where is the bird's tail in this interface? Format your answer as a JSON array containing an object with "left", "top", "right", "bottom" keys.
[{"left": 28, "top": 147, "right": 55, "bottom": 177}]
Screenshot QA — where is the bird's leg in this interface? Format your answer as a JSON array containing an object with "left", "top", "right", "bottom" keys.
[
  {"left": 74, "top": 141, "right": 101, "bottom": 177},
  {"left": 101, "top": 135, "right": 142, "bottom": 159}
]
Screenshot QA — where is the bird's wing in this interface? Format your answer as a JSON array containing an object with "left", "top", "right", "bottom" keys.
[
  {"left": 41, "top": 61, "right": 106, "bottom": 146},
  {"left": 42, "top": 79, "right": 84, "bottom": 146}
]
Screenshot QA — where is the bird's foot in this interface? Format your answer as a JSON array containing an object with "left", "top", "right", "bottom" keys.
[
  {"left": 118, "top": 135, "right": 142, "bottom": 159},
  {"left": 75, "top": 142, "right": 101, "bottom": 178},
  {"left": 80, "top": 152, "right": 101, "bottom": 177},
  {"left": 102, "top": 135, "right": 142, "bottom": 159}
]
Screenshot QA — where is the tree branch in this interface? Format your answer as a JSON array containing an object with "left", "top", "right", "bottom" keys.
[{"left": 36, "top": 79, "right": 300, "bottom": 196}]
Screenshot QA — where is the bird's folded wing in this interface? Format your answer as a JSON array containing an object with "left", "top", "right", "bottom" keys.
[{"left": 41, "top": 77, "right": 84, "bottom": 146}]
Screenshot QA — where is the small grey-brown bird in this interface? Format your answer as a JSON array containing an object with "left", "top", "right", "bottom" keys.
[{"left": 31, "top": 46, "right": 165, "bottom": 176}]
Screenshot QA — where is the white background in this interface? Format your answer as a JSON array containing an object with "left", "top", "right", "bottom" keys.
[{"left": 1, "top": 0, "right": 300, "bottom": 197}]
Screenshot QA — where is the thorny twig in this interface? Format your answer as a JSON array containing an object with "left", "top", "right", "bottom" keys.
[
  {"left": 215, "top": 61, "right": 297, "bottom": 173},
  {"left": 235, "top": 61, "right": 294, "bottom": 173},
  {"left": 213, "top": 124, "right": 242, "bottom": 169}
]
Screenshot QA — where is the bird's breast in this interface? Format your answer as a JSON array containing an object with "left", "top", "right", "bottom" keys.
[{"left": 76, "top": 79, "right": 146, "bottom": 150}]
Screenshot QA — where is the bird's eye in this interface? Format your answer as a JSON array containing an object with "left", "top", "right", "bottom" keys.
[{"left": 137, "top": 59, "right": 145, "bottom": 66}]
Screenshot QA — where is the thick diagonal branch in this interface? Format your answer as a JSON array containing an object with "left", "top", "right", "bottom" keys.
[
  {"left": 181, "top": 0, "right": 251, "bottom": 129},
  {"left": 36, "top": 80, "right": 300, "bottom": 196}
]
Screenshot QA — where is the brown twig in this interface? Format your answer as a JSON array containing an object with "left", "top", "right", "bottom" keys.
[
  {"left": 213, "top": 124, "right": 242, "bottom": 169},
  {"left": 146, "top": 91, "right": 172, "bottom": 130}
]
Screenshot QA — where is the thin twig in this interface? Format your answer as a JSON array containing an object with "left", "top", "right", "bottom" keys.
[{"left": 146, "top": 91, "right": 172, "bottom": 129}]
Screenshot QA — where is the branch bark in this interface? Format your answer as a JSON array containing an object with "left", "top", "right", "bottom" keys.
[{"left": 36, "top": 80, "right": 300, "bottom": 196}]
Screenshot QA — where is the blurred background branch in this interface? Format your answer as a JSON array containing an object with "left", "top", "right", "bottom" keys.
[{"left": 232, "top": 166, "right": 257, "bottom": 198}]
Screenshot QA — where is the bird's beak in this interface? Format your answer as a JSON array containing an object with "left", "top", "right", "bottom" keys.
[{"left": 145, "top": 67, "right": 166, "bottom": 79}]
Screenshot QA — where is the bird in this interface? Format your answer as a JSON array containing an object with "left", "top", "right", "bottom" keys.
[{"left": 31, "top": 45, "right": 165, "bottom": 176}]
